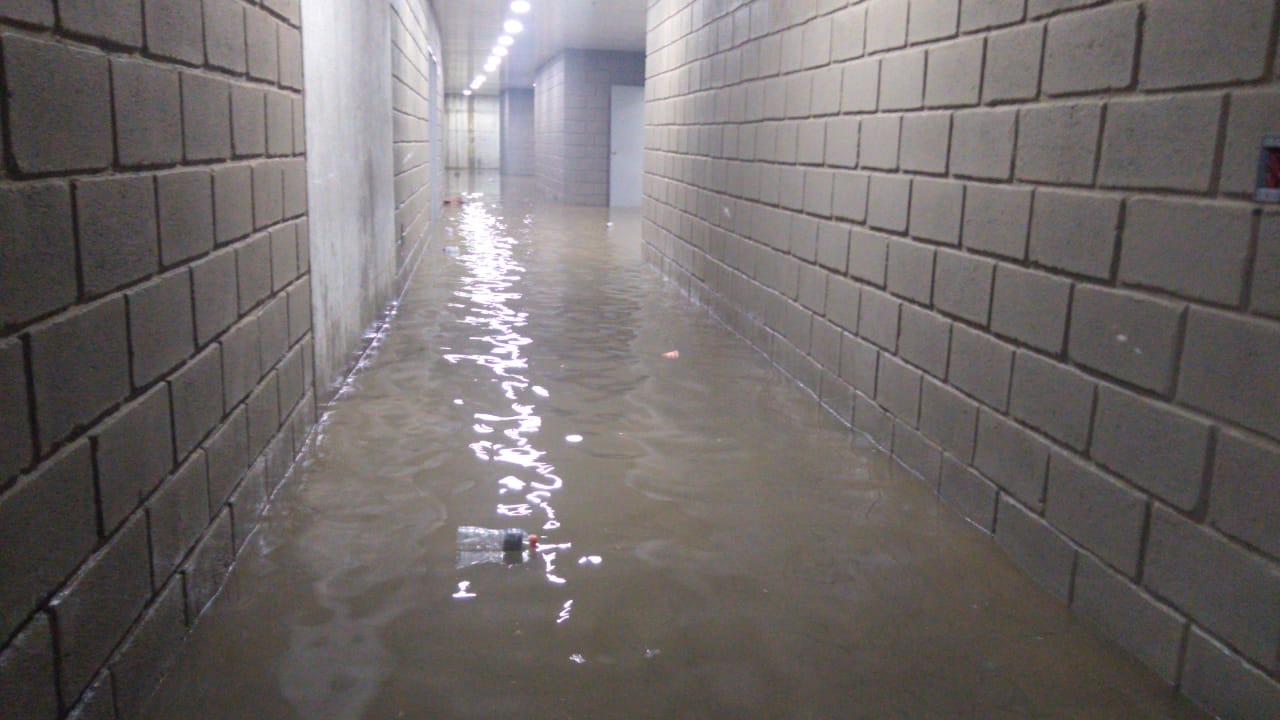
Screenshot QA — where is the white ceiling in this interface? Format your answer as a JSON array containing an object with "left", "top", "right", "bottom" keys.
[{"left": 431, "top": 0, "right": 648, "bottom": 94}]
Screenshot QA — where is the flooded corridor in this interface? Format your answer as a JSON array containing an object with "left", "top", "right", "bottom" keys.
[{"left": 142, "top": 176, "right": 1205, "bottom": 720}]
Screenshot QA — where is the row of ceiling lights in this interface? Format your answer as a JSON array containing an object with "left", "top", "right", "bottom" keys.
[{"left": 464, "top": 0, "right": 531, "bottom": 95}]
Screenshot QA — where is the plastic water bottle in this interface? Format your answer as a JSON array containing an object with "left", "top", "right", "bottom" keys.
[{"left": 456, "top": 526, "right": 539, "bottom": 552}]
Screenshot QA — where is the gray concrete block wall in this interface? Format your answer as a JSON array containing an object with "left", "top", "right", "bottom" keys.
[
  {"left": 0, "top": 2, "right": 314, "bottom": 717},
  {"left": 534, "top": 49, "right": 646, "bottom": 205},
  {"left": 641, "top": 1, "right": 1280, "bottom": 717},
  {"left": 501, "top": 88, "right": 536, "bottom": 176}
]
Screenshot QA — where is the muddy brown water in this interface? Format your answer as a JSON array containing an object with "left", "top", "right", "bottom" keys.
[{"left": 143, "top": 175, "right": 1205, "bottom": 719}]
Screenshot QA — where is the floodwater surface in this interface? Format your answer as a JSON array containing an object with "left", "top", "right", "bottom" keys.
[{"left": 143, "top": 175, "right": 1205, "bottom": 719}]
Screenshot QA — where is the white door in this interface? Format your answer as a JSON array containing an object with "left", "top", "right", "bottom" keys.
[{"left": 609, "top": 85, "right": 644, "bottom": 207}]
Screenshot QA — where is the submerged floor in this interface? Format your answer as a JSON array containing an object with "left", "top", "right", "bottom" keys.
[{"left": 144, "top": 175, "right": 1204, "bottom": 719}]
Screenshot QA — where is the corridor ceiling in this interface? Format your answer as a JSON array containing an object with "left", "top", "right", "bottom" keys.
[{"left": 432, "top": 0, "right": 647, "bottom": 94}]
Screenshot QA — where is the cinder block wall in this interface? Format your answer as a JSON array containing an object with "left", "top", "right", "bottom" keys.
[
  {"left": 391, "top": 0, "right": 445, "bottom": 278},
  {"left": 446, "top": 94, "right": 502, "bottom": 169},
  {"left": 535, "top": 49, "right": 646, "bottom": 205},
  {"left": 502, "top": 88, "right": 537, "bottom": 176},
  {"left": 0, "top": 0, "right": 312, "bottom": 717},
  {"left": 642, "top": 0, "right": 1280, "bottom": 716}
]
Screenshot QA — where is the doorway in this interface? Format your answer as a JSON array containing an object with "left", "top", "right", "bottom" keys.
[{"left": 609, "top": 85, "right": 644, "bottom": 207}]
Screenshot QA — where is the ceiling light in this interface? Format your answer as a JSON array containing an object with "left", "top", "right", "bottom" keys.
[
  {"left": 503, "top": 19, "right": 523, "bottom": 34},
  {"left": 485, "top": 61, "right": 499, "bottom": 73},
  {"left": 463, "top": 89, "right": 472, "bottom": 96},
  {"left": 471, "top": 74, "right": 486, "bottom": 89},
  {"left": 493, "top": 45, "right": 508, "bottom": 57},
  {"left": 510, "top": 0, "right": 531, "bottom": 13},
  {"left": 498, "top": 35, "right": 514, "bottom": 46}
]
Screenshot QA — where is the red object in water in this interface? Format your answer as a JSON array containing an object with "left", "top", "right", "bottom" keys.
[
  {"left": 661, "top": 350, "right": 679, "bottom": 359},
  {"left": 1267, "top": 149, "right": 1280, "bottom": 188}
]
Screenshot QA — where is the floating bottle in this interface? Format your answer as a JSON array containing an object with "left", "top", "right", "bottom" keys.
[{"left": 456, "top": 526, "right": 539, "bottom": 552}]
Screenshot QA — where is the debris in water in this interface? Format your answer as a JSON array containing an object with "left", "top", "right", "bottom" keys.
[
  {"left": 452, "top": 581, "right": 477, "bottom": 599},
  {"left": 578, "top": 555, "right": 603, "bottom": 566},
  {"left": 444, "top": 245, "right": 461, "bottom": 257},
  {"left": 661, "top": 350, "right": 679, "bottom": 359},
  {"left": 565, "top": 434, "right": 583, "bottom": 443},
  {"left": 570, "top": 654, "right": 587, "bottom": 664},
  {"left": 644, "top": 648, "right": 662, "bottom": 659}
]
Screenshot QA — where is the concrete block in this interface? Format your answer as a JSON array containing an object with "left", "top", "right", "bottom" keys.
[
  {"left": 169, "top": 345, "right": 223, "bottom": 458},
  {"left": 30, "top": 298, "right": 130, "bottom": 448},
  {"left": 899, "top": 112, "right": 951, "bottom": 175},
  {"left": 204, "top": 408, "right": 247, "bottom": 514},
  {"left": 1182, "top": 628, "right": 1280, "bottom": 720},
  {"left": 831, "top": 5, "right": 866, "bottom": 61},
  {"left": 951, "top": 109, "right": 1015, "bottom": 180},
  {"left": 246, "top": 372, "right": 280, "bottom": 460},
  {"left": 1010, "top": 351, "right": 1094, "bottom": 450},
  {"left": 878, "top": 49, "right": 925, "bottom": 111},
  {"left": 0, "top": 1, "right": 53, "bottom": 25},
  {"left": 939, "top": 454, "right": 996, "bottom": 531},
  {"left": 1253, "top": 214, "right": 1280, "bottom": 318},
  {"left": 258, "top": 294, "right": 290, "bottom": 372},
  {"left": 919, "top": 376, "right": 977, "bottom": 460},
  {"left": 277, "top": 345, "right": 306, "bottom": 416},
  {"left": 855, "top": 393, "right": 893, "bottom": 448},
  {"left": 253, "top": 162, "right": 285, "bottom": 229},
  {"left": 1068, "top": 285, "right": 1182, "bottom": 394},
  {"left": 960, "top": 0, "right": 1025, "bottom": 31},
  {"left": 0, "top": 182, "right": 77, "bottom": 326},
  {"left": 1092, "top": 384, "right": 1210, "bottom": 510},
  {"left": 1145, "top": 506, "right": 1280, "bottom": 671},
  {"left": 278, "top": 24, "right": 303, "bottom": 90},
  {"left": 901, "top": 303, "right": 952, "bottom": 379},
  {"left": 214, "top": 164, "right": 254, "bottom": 244},
  {"left": 865, "top": 0, "right": 908, "bottom": 52},
  {"left": 0, "top": 614, "right": 58, "bottom": 720},
  {"left": 262, "top": 0, "right": 300, "bottom": 25},
  {"left": 1042, "top": 3, "right": 1137, "bottom": 95},
  {"left": 1141, "top": 0, "right": 1274, "bottom": 90},
  {"left": 803, "top": 169, "right": 834, "bottom": 216},
  {"left": 995, "top": 495, "right": 1074, "bottom": 600},
  {"left": 108, "top": 577, "right": 187, "bottom": 719},
  {"left": 841, "top": 334, "right": 879, "bottom": 395},
  {"left": 825, "top": 117, "right": 860, "bottom": 168},
  {"left": 270, "top": 225, "right": 299, "bottom": 291},
  {"left": 948, "top": 324, "right": 1014, "bottom": 411},
  {"left": 886, "top": 238, "right": 935, "bottom": 305},
  {"left": 820, "top": 371, "right": 856, "bottom": 426},
  {"left": 192, "top": 248, "right": 239, "bottom": 345},
  {"left": 237, "top": 233, "right": 273, "bottom": 314},
  {"left": 287, "top": 277, "right": 312, "bottom": 342},
  {"left": 1178, "top": 309, "right": 1280, "bottom": 442},
  {"left": 245, "top": 6, "right": 280, "bottom": 82},
  {"left": 230, "top": 458, "right": 269, "bottom": 551},
  {"left": 832, "top": 172, "right": 869, "bottom": 222},
  {"left": 933, "top": 249, "right": 993, "bottom": 325},
  {"left": 924, "top": 37, "right": 983, "bottom": 108},
  {"left": 908, "top": 0, "right": 959, "bottom": 43},
  {"left": 144, "top": 0, "right": 203, "bottom": 64},
  {"left": 181, "top": 72, "right": 232, "bottom": 161},
  {"left": 859, "top": 114, "right": 900, "bottom": 170},
  {"left": 0, "top": 340, "right": 31, "bottom": 482},
  {"left": 184, "top": 508, "right": 234, "bottom": 619},
  {"left": 1120, "top": 198, "right": 1252, "bottom": 306},
  {"left": 1029, "top": 0, "right": 1106, "bottom": 17},
  {"left": 840, "top": 59, "right": 880, "bottom": 113},
  {"left": 1221, "top": 89, "right": 1280, "bottom": 196},
  {"left": 1015, "top": 102, "right": 1101, "bottom": 186},
  {"left": 127, "top": 269, "right": 195, "bottom": 387},
  {"left": 798, "top": 120, "right": 826, "bottom": 165},
  {"left": 893, "top": 420, "right": 943, "bottom": 485},
  {"left": 93, "top": 385, "right": 174, "bottom": 533},
  {"left": 779, "top": 166, "right": 805, "bottom": 210},
  {"left": 112, "top": 58, "right": 182, "bottom": 167},
  {"left": 59, "top": 0, "right": 142, "bottom": 46},
  {"left": 0, "top": 442, "right": 96, "bottom": 642},
  {"left": 858, "top": 287, "right": 900, "bottom": 352},
  {"left": 1098, "top": 93, "right": 1223, "bottom": 192},
  {"left": 1210, "top": 430, "right": 1280, "bottom": 562},
  {"left": 867, "top": 175, "right": 910, "bottom": 233},
  {"left": 204, "top": 0, "right": 247, "bottom": 73},
  {"left": 158, "top": 170, "right": 215, "bottom": 266},
  {"left": 800, "top": 16, "right": 832, "bottom": 69},
  {"left": 266, "top": 91, "right": 293, "bottom": 157},
  {"left": 76, "top": 175, "right": 159, "bottom": 298},
  {"left": 297, "top": 219, "right": 309, "bottom": 273},
  {"left": 991, "top": 264, "right": 1070, "bottom": 353},
  {"left": 876, "top": 354, "right": 922, "bottom": 425},
  {"left": 812, "top": 223, "right": 846, "bottom": 274},
  {"left": 984, "top": 24, "right": 1043, "bottom": 103},
  {"left": 962, "top": 184, "right": 1031, "bottom": 260},
  {"left": 1029, "top": 189, "right": 1119, "bottom": 279},
  {"left": 976, "top": 410, "right": 1049, "bottom": 508},
  {"left": 1071, "top": 554, "right": 1185, "bottom": 683},
  {"left": 231, "top": 85, "right": 266, "bottom": 157},
  {"left": 65, "top": 672, "right": 113, "bottom": 720},
  {"left": 50, "top": 514, "right": 150, "bottom": 705},
  {"left": 1046, "top": 450, "right": 1145, "bottom": 576},
  {"left": 908, "top": 179, "right": 963, "bottom": 245},
  {"left": 221, "top": 316, "right": 261, "bottom": 410}
]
